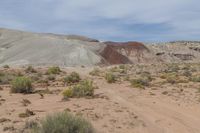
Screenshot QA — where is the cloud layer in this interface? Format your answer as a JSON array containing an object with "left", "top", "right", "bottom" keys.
[{"left": 0, "top": 0, "right": 199, "bottom": 42}]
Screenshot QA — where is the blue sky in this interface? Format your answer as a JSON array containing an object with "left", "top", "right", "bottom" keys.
[{"left": 0, "top": 0, "right": 199, "bottom": 42}]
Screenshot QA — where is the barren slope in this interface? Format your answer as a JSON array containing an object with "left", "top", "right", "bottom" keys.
[{"left": 0, "top": 28, "right": 104, "bottom": 67}]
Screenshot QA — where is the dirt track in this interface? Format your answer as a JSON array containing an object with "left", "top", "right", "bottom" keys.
[{"left": 0, "top": 67, "right": 200, "bottom": 133}]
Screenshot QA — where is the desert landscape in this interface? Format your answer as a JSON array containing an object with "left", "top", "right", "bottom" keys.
[{"left": 0, "top": 28, "right": 200, "bottom": 133}]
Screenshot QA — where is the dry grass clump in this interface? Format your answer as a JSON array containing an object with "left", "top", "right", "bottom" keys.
[
  {"left": 64, "top": 72, "right": 81, "bottom": 85},
  {"left": 19, "top": 109, "right": 35, "bottom": 118},
  {"left": 11, "top": 76, "right": 33, "bottom": 94},
  {"left": 89, "top": 68, "right": 101, "bottom": 76},
  {"left": 29, "top": 112, "right": 95, "bottom": 133},
  {"left": 3, "top": 65, "right": 9, "bottom": 69},
  {"left": 25, "top": 66, "right": 37, "bottom": 73},
  {"left": 63, "top": 80, "right": 95, "bottom": 99},
  {"left": 105, "top": 73, "right": 117, "bottom": 83},
  {"left": 47, "top": 75, "right": 56, "bottom": 81},
  {"left": 165, "top": 64, "right": 180, "bottom": 73},
  {"left": 0, "top": 72, "right": 15, "bottom": 85},
  {"left": 182, "top": 70, "right": 192, "bottom": 77},
  {"left": 47, "top": 66, "right": 61, "bottom": 75},
  {"left": 190, "top": 76, "right": 200, "bottom": 82},
  {"left": 21, "top": 99, "right": 31, "bottom": 106},
  {"left": 130, "top": 78, "right": 149, "bottom": 89}
]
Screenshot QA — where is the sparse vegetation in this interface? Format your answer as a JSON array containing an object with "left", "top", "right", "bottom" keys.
[
  {"left": 105, "top": 73, "right": 116, "bottom": 83},
  {"left": 89, "top": 68, "right": 101, "bottom": 76},
  {"left": 64, "top": 72, "right": 81, "bottom": 85},
  {"left": 19, "top": 109, "right": 35, "bottom": 118},
  {"left": 196, "top": 88, "right": 200, "bottom": 93},
  {"left": 11, "top": 77, "right": 33, "bottom": 94},
  {"left": 21, "top": 99, "right": 31, "bottom": 106},
  {"left": 0, "top": 72, "right": 15, "bottom": 85},
  {"left": 166, "top": 64, "right": 180, "bottom": 73},
  {"left": 47, "top": 66, "right": 61, "bottom": 75},
  {"left": 47, "top": 75, "right": 56, "bottom": 81},
  {"left": 30, "top": 112, "right": 94, "bottom": 133},
  {"left": 3, "top": 65, "right": 9, "bottom": 69},
  {"left": 130, "top": 78, "right": 149, "bottom": 89},
  {"left": 190, "top": 76, "right": 200, "bottom": 82},
  {"left": 182, "top": 70, "right": 192, "bottom": 77},
  {"left": 63, "top": 80, "right": 95, "bottom": 98},
  {"left": 25, "top": 66, "right": 37, "bottom": 73}
]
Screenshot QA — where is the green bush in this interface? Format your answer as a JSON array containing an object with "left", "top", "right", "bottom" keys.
[
  {"left": 64, "top": 72, "right": 81, "bottom": 85},
  {"left": 11, "top": 77, "right": 33, "bottom": 94},
  {"left": 63, "top": 80, "right": 95, "bottom": 98},
  {"left": 31, "top": 112, "right": 94, "bottom": 133},
  {"left": 130, "top": 78, "right": 149, "bottom": 89},
  {"left": 105, "top": 73, "right": 116, "bottom": 83},
  {"left": 47, "top": 67, "right": 61, "bottom": 75}
]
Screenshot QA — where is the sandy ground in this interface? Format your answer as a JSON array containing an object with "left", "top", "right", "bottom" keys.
[{"left": 0, "top": 67, "right": 200, "bottom": 133}]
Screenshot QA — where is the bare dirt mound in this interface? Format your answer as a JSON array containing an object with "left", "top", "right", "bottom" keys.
[
  {"left": 100, "top": 45, "right": 131, "bottom": 64},
  {"left": 104, "top": 41, "right": 160, "bottom": 64}
]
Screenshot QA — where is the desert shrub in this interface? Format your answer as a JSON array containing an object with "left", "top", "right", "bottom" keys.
[
  {"left": 30, "top": 74, "right": 40, "bottom": 82},
  {"left": 105, "top": 73, "right": 116, "bottom": 83},
  {"left": 3, "top": 65, "right": 9, "bottom": 69},
  {"left": 190, "top": 76, "right": 200, "bottom": 82},
  {"left": 130, "top": 78, "right": 149, "bottom": 89},
  {"left": 11, "top": 77, "right": 33, "bottom": 94},
  {"left": 47, "top": 75, "right": 56, "bottom": 81},
  {"left": 19, "top": 109, "right": 35, "bottom": 118},
  {"left": 89, "top": 68, "right": 101, "bottom": 76},
  {"left": 182, "top": 70, "right": 192, "bottom": 77},
  {"left": 166, "top": 64, "right": 180, "bottom": 73},
  {"left": 24, "top": 120, "right": 38, "bottom": 130},
  {"left": 166, "top": 77, "right": 176, "bottom": 84},
  {"left": 25, "top": 66, "right": 37, "bottom": 73},
  {"left": 0, "top": 71, "right": 19, "bottom": 85},
  {"left": 64, "top": 72, "right": 80, "bottom": 85},
  {"left": 160, "top": 72, "right": 177, "bottom": 79},
  {"left": 31, "top": 112, "right": 94, "bottom": 133},
  {"left": 140, "top": 72, "right": 153, "bottom": 82},
  {"left": 21, "top": 99, "right": 31, "bottom": 106},
  {"left": 119, "top": 65, "right": 125, "bottom": 69},
  {"left": 47, "top": 67, "right": 61, "bottom": 75},
  {"left": 63, "top": 89, "right": 73, "bottom": 100},
  {"left": 196, "top": 88, "right": 200, "bottom": 93},
  {"left": 63, "top": 80, "right": 95, "bottom": 98}
]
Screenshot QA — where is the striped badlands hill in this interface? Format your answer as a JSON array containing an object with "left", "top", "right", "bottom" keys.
[{"left": 1, "top": 28, "right": 200, "bottom": 67}]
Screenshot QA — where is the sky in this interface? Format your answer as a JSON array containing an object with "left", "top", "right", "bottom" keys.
[{"left": 0, "top": 0, "right": 199, "bottom": 42}]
